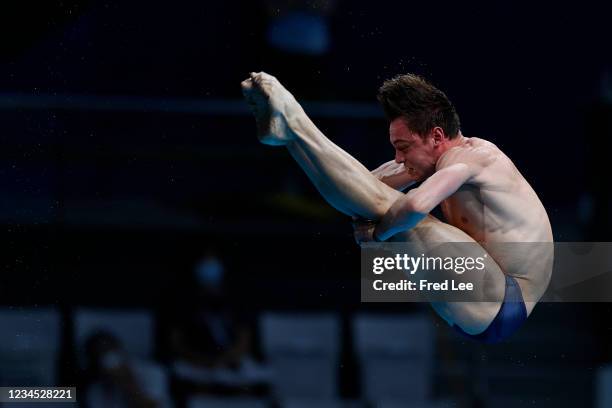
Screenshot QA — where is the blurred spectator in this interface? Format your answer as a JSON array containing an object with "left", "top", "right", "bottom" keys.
[
  {"left": 84, "top": 331, "right": 172, "bottom": 408},
  {"left": 164, "top": 250, "right": 270, "bottom": 397}
]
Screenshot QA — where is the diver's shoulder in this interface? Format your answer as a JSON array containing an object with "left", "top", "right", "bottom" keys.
[
  {"left": 443, "top": 136, "right": 501, "bottom": 167},
  {"left": 468, "top": 137, "right": 509, "bottom": 165},
  {"left": 465, "top": 136, "right": 500, "bottom": 152}
]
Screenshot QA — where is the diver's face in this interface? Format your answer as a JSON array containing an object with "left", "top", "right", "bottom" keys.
[{"left": 389, "top": 118, "right": 438, "bottom": 180}]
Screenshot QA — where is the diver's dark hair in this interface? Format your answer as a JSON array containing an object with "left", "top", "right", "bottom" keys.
[{"left": 377, "top": 74, "right": 461, "bottom": 138}]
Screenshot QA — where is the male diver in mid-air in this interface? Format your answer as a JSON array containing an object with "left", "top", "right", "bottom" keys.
[{"left": 241, "top": 71, "right": 553, "bottom": 343}]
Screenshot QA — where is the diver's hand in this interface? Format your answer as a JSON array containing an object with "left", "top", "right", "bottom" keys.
[{"left": 352, "top": 218, "right": 379, "bottom": 245}]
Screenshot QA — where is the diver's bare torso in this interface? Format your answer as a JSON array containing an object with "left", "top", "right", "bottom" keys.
[{"left": 433, "top": 137, "right": 553, "bottom": 311}]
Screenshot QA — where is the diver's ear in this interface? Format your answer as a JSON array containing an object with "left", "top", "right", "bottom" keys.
[{"left": 431, "top": 127, "right": 445, "bottom": 146}]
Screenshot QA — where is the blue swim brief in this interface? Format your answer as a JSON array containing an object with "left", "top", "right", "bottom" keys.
[{"left": 453, "top": 274, "right": 527, "bottom": 344}]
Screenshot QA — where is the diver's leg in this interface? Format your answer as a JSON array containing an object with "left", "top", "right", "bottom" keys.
[
  {"left": 390, "top": 215, "right": 507, "bottom": 335},
  {"left": 242, "top": 72, "right": 402, "bottom": 219}
]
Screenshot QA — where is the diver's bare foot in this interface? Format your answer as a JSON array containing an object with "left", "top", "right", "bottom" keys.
[{"left": 241, "top": 72, "right": 301, "bottom": 146}]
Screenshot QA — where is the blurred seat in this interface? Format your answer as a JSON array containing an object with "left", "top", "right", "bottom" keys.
[
  {"left": 281, "top": 398, "right": 364, "bottom": 408},
  {"left": 73, "top": 307, "right": 154, "bottom": 367},
  {"left": 260, "top": 312, "right": 340, "bottom": 399},
  {"left": 352, "top": 314, "right": 434, "bottom": 404},
  {"left": 186, "top": 396, "right": 269, "bottom": 408},
  {"left": 476, "top": 305, "right": 594, "bottom": 408},
  {"left": 374, "top": 399, "right": 457, "bottom": 408},
  {"left": 0, "top": 307, "right": 62, "bottom": 386},
  {"left": 1, "top": 403, "right": 80, "bottom": 408},
  {"left": 86, "top": 359, "right": 173, "bottom": 408},
  {"left": 596, "top": 364, "right": 612, "bottom": 408}
]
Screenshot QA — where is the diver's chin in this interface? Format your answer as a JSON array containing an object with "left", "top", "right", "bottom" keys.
[
  {"left": 418, "top": 169, "right": 436, "bottom": 181},
  {"left": 407, "top": 167, "right": 426, "bottom": 182}
]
